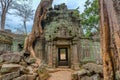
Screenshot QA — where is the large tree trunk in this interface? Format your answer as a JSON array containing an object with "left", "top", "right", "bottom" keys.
[
  {"left": 24, "top": 0, "right": 53, "bottom": 65},
  {"left": 1, "top": 10, "right": 6, "bottom": 31},
  {"left": 23, "top": 20, "right": 27, "bottom": 35},
  {"left": 99, "top": 0, "right": 120, "bottom": 79},
  {"left": 0, "top": 0, "right": 13, "bottom": 31}
]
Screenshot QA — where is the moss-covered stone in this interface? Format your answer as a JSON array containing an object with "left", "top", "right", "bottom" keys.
[
  {"left": 0, "top": 31, "right": 12, "bottom": 44},
  {"left": 44, "top": 3, "right": 82, "bottom": 40}
]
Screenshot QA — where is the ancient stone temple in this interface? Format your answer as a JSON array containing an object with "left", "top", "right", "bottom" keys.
[{"left": 34, "top": 3, "right": 82, "bottom": 69}]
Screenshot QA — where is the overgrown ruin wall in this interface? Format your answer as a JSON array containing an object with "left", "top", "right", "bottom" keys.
[
  {"left": 80, "top": 39, "right": 101, "bottom": 64},
  {"left": 0, "top": 31, "right": 12, "bottom": 51},
  {"left": 0, "top": 30, "right": 25, "bottom": 52}
]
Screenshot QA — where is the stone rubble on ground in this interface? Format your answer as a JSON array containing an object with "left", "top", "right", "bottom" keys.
[
  {"left": 72, "top": 63, "right": 103, "bottom": 80},
  {"left": 0, "top": 51, "right": 50, "bottom": 80},
  {"left": 0, "top": 51, "right": 104, "bottom": 80}
]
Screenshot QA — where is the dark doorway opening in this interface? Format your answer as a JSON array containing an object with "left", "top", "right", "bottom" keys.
[{"left": 58, "top": 48, "right": 68, "bottom": 66}]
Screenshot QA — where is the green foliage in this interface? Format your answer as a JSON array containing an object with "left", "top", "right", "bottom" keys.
[
  {"left": 12, "top": 0, "right": 34, "bottom": 34},
  {"left": 81, "top": 0, "right": 99, "bottom": 38},
  {"left": 45, "top": 20, "right": 77, "bottom": 40},
  {"left": 72, "top": 9, "right": 80, "bottom": 19}
]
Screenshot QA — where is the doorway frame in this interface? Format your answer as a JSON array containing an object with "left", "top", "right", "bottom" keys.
[{"left": 56, "top": 45, "right": 71, "bottom": 67}]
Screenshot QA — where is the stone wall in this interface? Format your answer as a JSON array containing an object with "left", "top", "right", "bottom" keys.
[
  {"left": 80, "top": 39, "right": 101, "bottom": 64},
  {"left": 0, "top": 31, "right": 12, "bottom": 51},
  {"left": 0, "top": 30, "right": 25, "bottom": 52},
  {"left": 12, "top": 34, "right": 25, "bottom": 52},
  {"left": 0, "top": 43, "right": 11, "bottom": 51}
]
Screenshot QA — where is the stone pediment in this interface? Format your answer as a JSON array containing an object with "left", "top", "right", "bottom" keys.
[
  {"left": 56, "top": 25, "right": 72, "bottom": 38},
  {"left": 45, "top": 20, "right": 77, "bottom": 40},
  {"left": 44, "top": 3, "right": 82, "bottom": 41}
]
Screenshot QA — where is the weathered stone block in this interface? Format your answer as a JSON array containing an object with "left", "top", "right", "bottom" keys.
[
  {"left": 38, "top": 65, "right": 50, "bottom": 80},
  {"left": 26, "top": 66, "right": 34, "bottom": 74},
  {"left": 13, "top": 74, "right": 37, "bottom": 80},
  {"left": 0, "top": 57, "right": 3, "bottom": 63},
  {"left": 0, "top": 64, "right": 22, "bottom": 74},
  {"left": 27, "top": 74, "right": 37, "bottom": 80},
  {"left": 0, "top": 70, "right": 20, "bottom": 80},
  {"left": 13, "top": 75, "right": 27, "bottom": 80},
  {"left": 27, "top": 58, "right": 36, "bottom": 64},
  {"left": 82, "top": 63, "right": 103, "bottom": 75},
  {"left": 91, "top": 74, "right": 101, "bottom": 80},
  {"left": 1, "top": 53, "right": 21, "bottom": 63},
  {"left": 20, "top": 67, "right": 29, "bottom": 74},
  {"left": 81, "top": 76, "right": 92, "bottom": 80},
  {"left": 72, "top": 69, "right": 90, "bottom": 80}
]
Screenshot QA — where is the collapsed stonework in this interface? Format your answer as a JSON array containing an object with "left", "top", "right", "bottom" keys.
[
  {"left": 72, "top": 63, "right": 103, "bottom": 80},
  {"left": 0, "top": 51, "right": 50, "bottom": 80}
]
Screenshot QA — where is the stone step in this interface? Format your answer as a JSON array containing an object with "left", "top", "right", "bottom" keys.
[{"left": 57, "top": 66, "right": 69, "bottom": 68}]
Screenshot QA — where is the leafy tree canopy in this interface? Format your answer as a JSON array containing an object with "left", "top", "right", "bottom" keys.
[{"left": 81, "top": 0, "right": 99, "bottom": 38}]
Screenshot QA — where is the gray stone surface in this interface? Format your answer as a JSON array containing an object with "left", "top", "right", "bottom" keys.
[
  {"left": 82, "top": 63, "right": 103, "bottom": 75},
  {"left": 26, "top": 58, "right": 36, "bottom": 64},
  {"left": 13, "top": 74, "right": 37, "bottom": 80},
  {"left": 0, "top": 70, "right": 20, "bottom": 80},
  {"left": 13, "top": 75, "right": 27, "bottom": 80},
  {"left": 72, "top": 63, "right": 103, "bottom": 80},
  {"left": 0, "top": 64, "right": 22, "bottom": 74},
  {"left": 27, "top": 74, "right": 37, "bottom": 80},
  {"left": 81, "top": 76, "right": 92, "bottom": 80},
  {"left": 1, "top": 53, "right": 21, "bottom": 63}
]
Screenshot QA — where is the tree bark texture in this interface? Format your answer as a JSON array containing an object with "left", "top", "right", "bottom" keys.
[
  {"left": 0, "top": 0, "right": 12, "bottom": 31},
  {"left": 99, "top": 0, "right": 120, "bottom": 80},
  {"left": 24, "top": 0, "right": 53, "bottom": 64},
  {"left": 1, "top": 11, "right": 6, "bottom": 31}
]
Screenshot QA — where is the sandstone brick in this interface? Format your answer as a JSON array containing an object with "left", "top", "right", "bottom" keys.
[
  {"left": 1, "top": 53, "right": 21, "bottom": 63},
  {"left": 0, "top": 64, "right": 22, "bottom": 74},
  {"left": 0, "top": 70, "right": 20, "bottom": 80},
  {"left": 13, "top": 75, "right": 27, "bottom": 80}
]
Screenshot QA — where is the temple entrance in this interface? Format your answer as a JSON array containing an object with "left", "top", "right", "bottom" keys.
[{"left": 58, "top": 47, "right": 69, "bottom": 66}]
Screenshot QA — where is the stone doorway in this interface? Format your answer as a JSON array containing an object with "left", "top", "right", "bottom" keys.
[{"left": 58, "top": 47, "right": 68, "bottom": 66}]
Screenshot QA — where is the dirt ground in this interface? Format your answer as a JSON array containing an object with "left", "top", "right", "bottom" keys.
[{"left": 48, "top": 68, "right": 73, "bottom": 80}]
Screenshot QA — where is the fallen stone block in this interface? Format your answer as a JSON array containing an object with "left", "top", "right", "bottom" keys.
[
  {"left": 91, "top": 74, "right": 101, "bottom": 80},
  {"left": 13, "top": 75, "right": 27, "bottom": 80},
  {"left": 82, "top": 63, "right": 103, "bottom": 75},
  {"left": 72, "top": 69, "right": 90, "bottom": 80},
  {"left": 27, "top": 74, "right": 37, "bottom": 80},
  {"left": 0, "top": 53, "right": 21, "bottom": 63},
  {"left": 13, "top": 74, "right": 37, "bottom": 80},
  {"left": 0, "top": 64, "right": 22, "bottom": 74},
  {"left": 81, "top": 76, "right": 92, "bottom": 80},
  {"left": 0, "top": 70, "right": 20, "bottom": 80}
]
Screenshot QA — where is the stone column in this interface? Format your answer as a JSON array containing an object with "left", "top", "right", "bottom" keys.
[
  {"left": 71, "top": 39, "right": 80, "bottom": 70},
  {"left": 52, "top": 43, "right": 56, "bottom": 68},
  {"left": 47, "top": 41, "right": 53, "bottom": 67}
]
